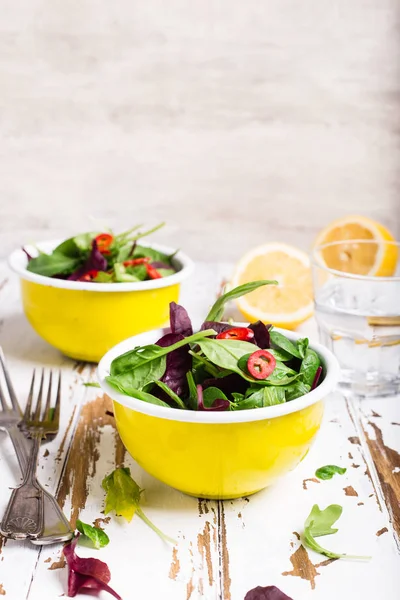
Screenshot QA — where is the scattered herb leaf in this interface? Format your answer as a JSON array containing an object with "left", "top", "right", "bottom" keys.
[
  {"left": 76, "top": 519, "right": 110, "bottom": 550},
  {"left": 315, "top": 465, "right": 347, "bottom": 480}
]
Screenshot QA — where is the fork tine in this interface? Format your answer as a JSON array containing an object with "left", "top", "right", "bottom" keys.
[
  {"left": 0, "top": 379, "right": 9, "bottom": 411},
  {"left": 24, "top": 370, "right": 36, "bottom": 420},
  {"left": 52, "top": 371, "right": 62, "bottom": 427},
  {"left": 0, "top": 347, "right": 22, "bottom": 415},
  {"left": 33, "top": 369, "right": 45, "bottom": 421},
  {"left": 43, "top": 370, "right": 52, "bottom": 421}
]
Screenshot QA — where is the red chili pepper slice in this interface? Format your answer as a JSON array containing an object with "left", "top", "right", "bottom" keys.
[
  {"left": 78, "top": 270, "right": 99, "bottom": 282},
  {"left": 216, "top": 327, "right": 255, "bottom": 341},
  {"left": 95, "top": 233, "right": 114, "bottom": 255},
  {"left": 247, "top": 349, "right": 276, "bottom": 380},
  {"left": 146, "top": 264, "right": 162, "bottom": 279},
  {"left": 123, "top": 257, "right": 150, "bottom": 267}
]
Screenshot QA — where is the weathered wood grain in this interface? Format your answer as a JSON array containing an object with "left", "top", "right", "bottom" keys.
[{"left": 0, "top": 262, "right": 400, "bottom": 600}]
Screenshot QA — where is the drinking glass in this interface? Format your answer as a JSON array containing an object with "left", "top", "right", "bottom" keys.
[{"left": 311, "top": 239, "right": 400, "bottom": 396}]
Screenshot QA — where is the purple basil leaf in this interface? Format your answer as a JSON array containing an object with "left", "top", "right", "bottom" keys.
[
  {"left": 311, "top": 366, "right": 323, "bottom": 390},
  {"left": 203, "top": 373, "right": 248, "bottom": 396},
  {"left": 68, "top": 240, "right": 108, "bottom": 281},
  {"left": 249, "top": 321, "right": 271, "bottom": 349},
  {"left": 156, "top": 332, "right": 191, "bottom": 396},
  {"left": 151, "top": 261, "right": 173, "bottom": 270},
  {"left": 169, "top": 302, "right": 193, "bottom": 336},
  {"left": 245, "top": 585, "right": 294, "bottom": 600},
  {"left": 200, "top": 321, "right": 232, "bottom": 336},
  {"left": 64, "top": 535, "right": 121, "bottom": 599},
  {"left": 196, "top": 384, "right": 230, "bottom": 411}
]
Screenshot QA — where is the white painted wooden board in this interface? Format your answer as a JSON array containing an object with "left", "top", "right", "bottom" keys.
[{"left": 0, "top": 261, "right": 399, "bottom": 600}]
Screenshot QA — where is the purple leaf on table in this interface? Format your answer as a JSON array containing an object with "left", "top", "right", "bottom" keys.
[
  {"left": 63, "top": 535, "right": 122, "bottom": 599},
  {"left": 245, "top": 585, "right": 294, "bottom": 600}
]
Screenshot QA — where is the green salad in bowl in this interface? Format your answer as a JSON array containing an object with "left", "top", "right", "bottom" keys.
[
  {"left": 105, "top": 281, "right": 324, "bottom": 411},
  {"left": 24, "top": 223, "right": 177, "bottom": 283}
]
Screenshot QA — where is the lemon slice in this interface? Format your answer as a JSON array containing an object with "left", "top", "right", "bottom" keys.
[
  {"left": 313, "top": 215, "right": 397, "bottom": 276},
  {"left": 232, "top": 243, "right": 313, "bottom": 329}
]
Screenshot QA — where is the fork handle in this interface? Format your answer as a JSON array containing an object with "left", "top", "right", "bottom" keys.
[{"left": 0, "top": 437, "right": 44, "bottom": 539}]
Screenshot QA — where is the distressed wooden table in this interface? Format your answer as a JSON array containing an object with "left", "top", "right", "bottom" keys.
[{"left": 0, "top": 262, "right": 399, "bottom": 600}]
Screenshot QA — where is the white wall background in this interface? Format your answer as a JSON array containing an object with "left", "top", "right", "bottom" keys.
[{"left": 0, "top": 1, "right": 399, "bottom": 261}]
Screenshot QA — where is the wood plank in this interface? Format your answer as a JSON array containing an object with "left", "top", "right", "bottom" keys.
[
  {"left": 222, "top": 391, "right": 400, "bottom": 600},
  {"left": 349, "top": 395, "right": 400, "bottom": 550}
]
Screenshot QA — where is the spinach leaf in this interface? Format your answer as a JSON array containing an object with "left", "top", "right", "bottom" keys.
[
  {"left": 202, "top": 386, "right": 229, "bottom": 407},
  {"left": 205, "top": 280, "right": 277, "bottom": 322},
  {"left": 102, "top": 467, "right": 175, "bottom": 543},
  {"left": 107, "top": 356, "right": 166, "bottom": 393},
  {"left": 197, "top": 338, "right": 256, "bottom": 372},
  {"left": 297, "top": 338, "right": 309, "bottom": 359},
  {"left": 53, "top": 237, "right": 83, "bottom": 258},
  {"left": 132, "top": 244, "right": 171, "bottom": 265},
  {"left": 106, "top": 385, "right": 171, "bottom": 408},
  {"left": 186, "top": 371, "right": 198, "bottom": 410},
  {"left": 315, "top": 465, "right": 347, "bottom": 480},
  {"left": 189, "top": 351, "right": 220, "bottom": 377},
  {"left": 109, "top": 330, "right": 215, "bottom": 378},
  {"left": 270, "top": 330, "right": 302, "bottom": 358},
  {"left": 73, "top": 232, "right": 99, "bottom": 251},
  {"left": 283, "top": 381, "right": 311, "bottom": 401},
  {"left": 27, "top": 252, "right": 81, "bottom": 277},
  {"left": 303, "top": 504, "right": 369, "bottom": 560},
  {"left": 300, "top": 348, "right": 321, "bottom": 387},
  {"left": 264, "top": 372, "right": 304, "bottom": 386},
  {"left": 197, "top": 385, "right": 230, "bottom": 411},
  {"left": 151, "top": 380, "right": 186, "bottom": 409},
  {"left": 233, "top": 386, "right": 285, "bottom": 409},
  {"left": 76, "top": 519, "right": 110, "bottom": 549},
  {"left": 157, "top": 268, "right": 175, "bottom": 277},
  {"left": 126, "top": 264, "right": 147, "bottom": 280}
]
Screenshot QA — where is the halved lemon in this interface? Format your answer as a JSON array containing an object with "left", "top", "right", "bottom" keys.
[
  {"left": 313, "top": 215, "right": 397, "bottom": 276},
  {"left": 232, "top": 243, "right": 313, "bottom": 330}
]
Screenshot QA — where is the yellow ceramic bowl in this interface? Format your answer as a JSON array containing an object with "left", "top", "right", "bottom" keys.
[
  {"left": 97, "top": 327, "right": 340, "bottom": 499},
  {"left": 8, "top": 241, "right": 193, "bottom": 362}
]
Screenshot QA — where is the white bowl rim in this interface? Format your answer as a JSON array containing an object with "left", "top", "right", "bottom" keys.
[
  {"left": 97, "top": 324, "right": 340, "bottom": 423},
  {"left": 8, "top": 239, "right": 194, "bottom": 292}
]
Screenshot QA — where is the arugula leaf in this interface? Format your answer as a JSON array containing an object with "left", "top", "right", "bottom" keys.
[
  {"left": 300, "top": 348, "right": 321, "bottom": 387},
  {"left": 102, "top": 468, "right": 176, "bottom": 544},
  {"left": 315, "top": 465, "right": 347, "bottom": 480},
  {"left": 83, "top": 382, "right": 101, "bottom": 388},
  {"left": 27, "top": 252, "right": 81, "bottom": 277},
  {"left": 94, "top": 271, "right": 114, "bottom": 283},
  {"left": 76, "top": 519, "right": 110, "bottom": 549},
  {"left": 270, "top": 330, "right": 302, "bottom": 359},
  {"left": 303, "top": 504, "right": 370, "bottom": 560},
  {"left": 205, "top": 280, "right": 277, "bottom": 322}
]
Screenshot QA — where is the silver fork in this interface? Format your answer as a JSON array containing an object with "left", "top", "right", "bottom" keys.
[{"left": 0, "top": 358, "right": 72, "bottom": 542}]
